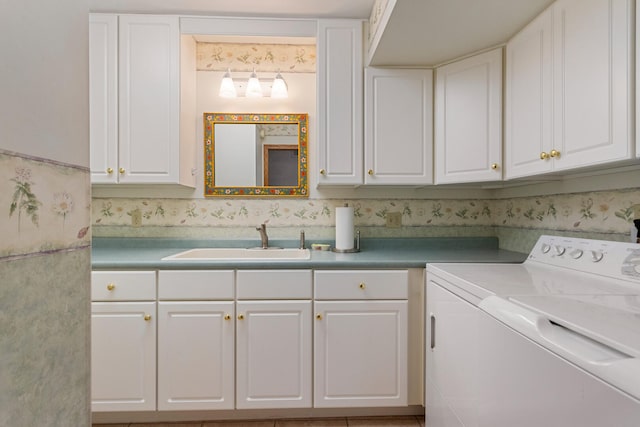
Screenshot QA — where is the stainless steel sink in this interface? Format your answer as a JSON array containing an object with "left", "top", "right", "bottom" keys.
[{"left": 162, "top": 247, "right": 311, "bottom": 261}]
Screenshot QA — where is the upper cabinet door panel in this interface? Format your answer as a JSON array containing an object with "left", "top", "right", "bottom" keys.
[
  {"left": 505, "top": 9, "right": 553, "bottom": 179},
  {"left": 365, "top": 68, "right": 433, "bottom": 185},
  {"left": 89, "top": 14, "right": 118, "bottom": 184},
  {"left": 552, "top": 0, "right": 633, "bottom": 170},
  {"left": 317, "top": 20, "right": 364, "bottom": 185},
  {"left": 118, "top": 15, "right": 180, "bottom": 183},
  {"left": 435, "top": 48, "right": 503, "bottom": 184}
]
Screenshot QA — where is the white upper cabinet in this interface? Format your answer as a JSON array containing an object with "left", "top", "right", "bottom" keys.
[
  {"left": 89, "top": 14, "right": 196, "bottom": 186},
  {"left": 551, "top": 0, "right": 633, "bottom": 170},
  {"left": 364, "top": 68, "right": 433, "bottom": 185},
  {"left": 506, "top": 0, "right": 634, "bottom": 178},
  {"left": 435, "top": 48, "right": 503, "bottom": 184},
  {"left": 89, "top": 14, "right": 118, "bottom": 184},
  {"left": 317, "top": 19, "right": 364, "bottom": 185},
  {"left": 505, "top": 8, "right": 553, "bottom": 179}
]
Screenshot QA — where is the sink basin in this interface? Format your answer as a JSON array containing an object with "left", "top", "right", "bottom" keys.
[{"left": 162, "top": 247, "right": 311, "bottom": 261}]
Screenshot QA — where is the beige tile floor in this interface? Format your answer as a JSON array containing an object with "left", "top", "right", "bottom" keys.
[{"left": 94, "top": 415, "right": 426, "bottom": 427}]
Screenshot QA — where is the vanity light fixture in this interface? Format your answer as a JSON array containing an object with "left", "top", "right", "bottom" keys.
[
  {"left": 270, "top": 71, "right": 288, "bottom": 98},
  {"left": 218, "top": 69, "right": 288, "bottom": 99},
  {"left": 219, "top": 68, "right": 237, "bottom": 98},
  {"left": 245, "top": 69, "right": 263, "bottom": 98}
]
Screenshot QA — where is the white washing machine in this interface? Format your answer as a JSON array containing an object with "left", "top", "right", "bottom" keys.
[{"left": 426, "top": 235, "right": 640, "bottom": 427}]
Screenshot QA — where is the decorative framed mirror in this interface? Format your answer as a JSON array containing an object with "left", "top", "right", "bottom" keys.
[{"left": 204, "top": 113, "right": 308, "bottom": 197}]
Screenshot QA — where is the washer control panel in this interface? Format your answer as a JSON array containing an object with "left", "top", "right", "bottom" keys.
[{"left": 529, "top": 235, "right": 640, "bottom": 282}]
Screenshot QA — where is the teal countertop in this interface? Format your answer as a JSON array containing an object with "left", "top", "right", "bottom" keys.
[{"left": 92, "top": 237, "right": 527, "bottom": 269}]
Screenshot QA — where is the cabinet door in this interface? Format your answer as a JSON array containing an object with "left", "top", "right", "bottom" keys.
[
  {"left": 552, "top": 0, "right": 633, "bottom": 170},
  {"left": 157, "top": 301, "right": 234, "bottom": 411},
  {"left": 505, "top": 9, "right": 553, "bottom": 179},
  {"left": 317, "top": 20, "right": 364, "bottom": 185},
  {"left": 236, "top": 301, "right": 312, "bottom": 409},
  {"left": 364, "top": 68, "right": 433, "bottom": 185},
  {"left": 91, "top": 302, "right": 156, "bottom": 412},
  {"left": 89, "top": 14, "right": 118, "bottom": 184},
  {"left": 314, "top": 300, "right": 407, "bottom": 408},
  {"left": 426, "top": 280, "right": 480, "bottom": 427},
  {"left": 118, "top": 15, "right": 180, "bottom": 183},
  {"left": 435, "top": 48, "right": 503, "bottom": 184}
]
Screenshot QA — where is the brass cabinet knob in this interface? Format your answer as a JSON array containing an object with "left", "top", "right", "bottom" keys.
[
  {"left": 316, "top": 313, "right": 322, "bottom": 320},
  {"left": 319, "top": 169, "right": 326, "bottom": 175},
  {"left": 540, "top": 152, "right": 549, "bottom": 160},
  {"left": 119, "top": 167, "right": 125, "bottom": 174},
  {"left": 238, "top": 314, "right": 245, "bottom": 320},
  {"left": 359, "top": 282, "right": 366, "bottom": 289},
  {"left": 224, "top": 314, "right": 231, "bottom": 321},
  {"left": 549, "top": 149, "right": 560, "bottom": 158},
  {"left": 106, "top": 167, "right": 114, "bottom": 174},
  {"left": 490, "top": 163, "right": 499, "bottom": 170},
  {"left": 367, "top": 169, "right": 374, "bottom": 175},
  {"left": 144, "top": 314, "right": 151, "bottom": 322},
  {"left": 106, "top": 283, "right": 115, "bottom": 291}
]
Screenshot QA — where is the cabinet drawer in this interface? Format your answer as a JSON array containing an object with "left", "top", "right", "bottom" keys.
[
  {"left": 158, "top": 270, "right": 234, "bottom": 300},
  {"left": 237, "top": 270, "right": 312, "bottom": 299},
  {"left": 91, "top": 271, "right": 156, "bottom": 301},
  {"left": 314, "top": 270, "right": 408, "bottom": 300}
]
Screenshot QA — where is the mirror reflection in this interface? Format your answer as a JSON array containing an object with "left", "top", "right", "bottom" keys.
[{"left": 204, "top": 113, "right": 308, "bottom": 197}]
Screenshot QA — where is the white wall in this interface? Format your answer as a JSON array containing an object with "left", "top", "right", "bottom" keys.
[{"left": 0, "top": 1, "right": 89, "bottom": 167}]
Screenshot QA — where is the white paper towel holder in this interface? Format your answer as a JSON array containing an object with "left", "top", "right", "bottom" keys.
[{"left": 332, "top": 230, "right": 360, "bottom": 253}]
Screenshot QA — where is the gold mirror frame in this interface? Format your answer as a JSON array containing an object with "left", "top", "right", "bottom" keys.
[{"left": 204, "top": 113, "right": 308, "bottom": 197}]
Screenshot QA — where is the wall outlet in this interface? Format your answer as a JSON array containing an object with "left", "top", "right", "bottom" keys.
[
  {"left": 131, "top": 209, "right": 142, "bottom": 227},
  {"left": 386, "top": 212, "right": 402, "bottom": 228}
]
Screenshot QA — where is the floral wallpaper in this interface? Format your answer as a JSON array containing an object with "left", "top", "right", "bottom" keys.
[
  {"left": 92, "top": 188, "right": 640, "bottom": 237},
  {"left": 197, "top": 42, "right": 316, "bottom": 73},
  {"left": 1, "top": 151, "right": 91, "bottom": 258}
]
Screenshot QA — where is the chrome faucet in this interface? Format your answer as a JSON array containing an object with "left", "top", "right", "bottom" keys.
[{"left": 256, "top": 223, "right": 269, "bottom": 249}]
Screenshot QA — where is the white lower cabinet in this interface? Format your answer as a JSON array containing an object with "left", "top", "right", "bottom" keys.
[
  {"left": 236, "top": 300, "right": 312, "bottom": 409},
  {"left": 91, "top": 271, "right": 157, "bottom": 412},
  {"left": 92, "top": 268, "right": 414, "bottom": 417},
  {"left": 313, "top": 270, "right": 408, "bottom": 408},
  {"left": 236, "top": 270, "right": 313, "bottom": 409},
  {"left": 157, "top": 270, "right": 235, "bottom": 411},
  {"left": 157, "top": 301, "right": 235, "bottom": 410}
]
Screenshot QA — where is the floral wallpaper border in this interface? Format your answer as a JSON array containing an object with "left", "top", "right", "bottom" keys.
[
  {"left": 197, "top": 42, "right": 316, "bottom": 73},
  {"left": 92, "top": 188, "right": 640, "bottom": 236},
  {"left": 1, "top": 150, "right": 91, "bottom": 259}
]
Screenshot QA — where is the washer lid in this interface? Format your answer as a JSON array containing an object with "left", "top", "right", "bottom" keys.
[{"left": 510, "top": 294, "right": 640, "bottom": 359}]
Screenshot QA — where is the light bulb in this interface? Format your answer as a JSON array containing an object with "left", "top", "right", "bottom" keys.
[
  {"left": 271, "top": 72, "right": 288, "bottom": 98},
  {"left": 246, "top": 70, "right": 263, "bottom": 98},
  {"left": 219, "top": 68, "right": 236, "bottom": 98}
]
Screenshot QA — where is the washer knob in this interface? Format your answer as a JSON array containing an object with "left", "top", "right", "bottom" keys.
[
  {"left": 554, "top": 245, "right": 566, "bottom": 256},
  {"left": 590, "top": 250, "right": 604, "bottom": 262},
  {"left": 569, "top": 249, "right": 583, "bottom": 259},
  {"left": 541, "top": 243, "right": 551, "bottom": 254}
]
